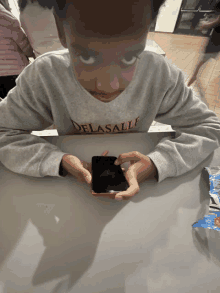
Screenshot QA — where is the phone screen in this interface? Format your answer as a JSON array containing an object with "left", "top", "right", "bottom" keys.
[{"left": 92, "top": 156, "right": 129, "bottom": 194}]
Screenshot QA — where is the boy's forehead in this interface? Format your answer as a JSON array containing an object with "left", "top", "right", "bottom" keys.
[
  {"left": 63, "top": 0, "right": 152, "bottom": 42},
  {"left": 69, "top": 33, "right": 147, "bottom": 52}
]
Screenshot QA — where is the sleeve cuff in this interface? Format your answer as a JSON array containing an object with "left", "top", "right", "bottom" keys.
[
  {"left": 59, "top": 160, "right": 68, "bottom": 177},
  {"left": 39, "top": 151, "right": 69, "bottom": 177},
  {"left": 147, "top": 150, "right": 177, "bottom": 183}
]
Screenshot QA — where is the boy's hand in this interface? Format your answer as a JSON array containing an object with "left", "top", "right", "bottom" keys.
[
  {"left": 111, "top": 151, "right": 158, "bottom": 201},
  {"left": 62, "top": 151, "right": 157, "bottom": 201},
  {"left": 61, "top": 150, "right": 110, "bottom": 184}
]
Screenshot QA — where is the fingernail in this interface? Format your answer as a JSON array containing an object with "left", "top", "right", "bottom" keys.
[
  {"left": 115, "top": 160, "right": 119, "bottom": 165},
  {"left": 115, "top": 196, "right": 122, "bottom": 201}
]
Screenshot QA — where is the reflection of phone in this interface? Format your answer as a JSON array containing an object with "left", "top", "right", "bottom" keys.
[{"left": 92, "top": 156, "right": 129, "bottom": 194}]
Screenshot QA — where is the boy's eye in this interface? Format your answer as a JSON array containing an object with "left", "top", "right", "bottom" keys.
[
  {"left": 78, "top": 54, "right": 139, "bottom": 66},
  {"left": 79, "top": 55, "right": 96, "bottom": 65},
  {"left": 121, "top": 55, "right": 139, "bottom": 66}
]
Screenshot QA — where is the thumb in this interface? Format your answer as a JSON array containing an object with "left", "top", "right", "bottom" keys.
[
  {"left": 77, "top": 169, "right": 92, "bottom": 184},
  {"left": 73, "top": 159, "right": 91, "bottom": 184},
  {"left": 114, "top": 151, "right": 144, "bottom": 165},
  {"left": 79, "top": 167, "right": 92, "bottom": 184},
  {"left": 85, "top": 172, "right": 92, "bottom": 184},
  {"left": 62, "top": 155, "right": 92, "bottom": 184}
]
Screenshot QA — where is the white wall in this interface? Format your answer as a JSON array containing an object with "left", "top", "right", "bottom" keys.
[
  {"left": 8, "top": 0, "right": 20, "bottom": 21},
  {"left": 155, "top": 0, "right": 182, "bottom": 33}
]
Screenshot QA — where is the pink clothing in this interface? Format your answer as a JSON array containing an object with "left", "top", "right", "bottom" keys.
[
  {"left": 19, "top": 1, "right": 65, "bottom": 57},
  {"left": 0, "top": 4, "right": 34, "bottom": 77}
]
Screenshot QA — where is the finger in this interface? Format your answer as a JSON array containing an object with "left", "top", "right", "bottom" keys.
[
  {"left": 88, "top": 164, "right": 92, "bottom": 174},
  {"left": 80, "top": 160, "right": 93, "bottom": 179},
  {"left": 76, "top": 164, "right": 92, "bottom": 184},
  {"left": 79, "top": 159, "right": 88, "bottom": 169},
  {"left": 101, "top": 150, "right": 109, "bottom": 156},
  {"left": 91, "top": 190, "right": 117, "bottom": 199},
  {"left": 115, "top": 169, "right": 140, "bottom": 200},
  {"left": 114, "top": 151, "right": 145, "bottom": 165},
  {"left": 66, "top": 156, "right": 91, "bottom": 183},
  {"left": 76, "top": 172, "right": 85, "bottom": 183},
  {"left": 115, "top": 184, "right": 140, "bottom": 200},
  {"left": 74, "top": 166, "right": 91, "bottom": 184}
]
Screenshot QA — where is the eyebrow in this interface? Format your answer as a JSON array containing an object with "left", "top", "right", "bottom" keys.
[{"left": 71, "top": 43, "right": 145, "bottom": 56}]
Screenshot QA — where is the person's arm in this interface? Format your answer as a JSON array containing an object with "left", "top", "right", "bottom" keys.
[
  {"left": 198, "top": 14, "right": 220, "bottom": 30},
  {"left": 197, "top": 1, "right": 220, "bottom": 30},
  {"left": 0, "top": 59, "right": 68, "bottom": 178},
  {"left": 0, "top": 9, "right": 35, "bottom": 58},
  {"left": 147, "top": 64, "right": 220, "bottom": 183}
]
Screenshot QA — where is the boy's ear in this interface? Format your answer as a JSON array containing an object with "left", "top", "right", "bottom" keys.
[{"left": 53, "top": 11, "right": 68, "bottom": 48}]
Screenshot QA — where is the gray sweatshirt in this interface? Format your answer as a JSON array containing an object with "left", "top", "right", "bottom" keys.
[{"left": 0, "top": 49, "right": 219, "bottom": 183}]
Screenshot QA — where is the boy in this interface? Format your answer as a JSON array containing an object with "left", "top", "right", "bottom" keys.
[{"left": 0, "top": 0, "right": 220, "bottom": 201}]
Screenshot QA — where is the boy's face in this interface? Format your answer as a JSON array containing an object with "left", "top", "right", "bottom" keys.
[{"left": 53, "top": 4, "right": 151, "bottom": 103}]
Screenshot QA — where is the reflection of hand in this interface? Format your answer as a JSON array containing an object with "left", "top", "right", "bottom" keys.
[{"left": 100, "top": 169, "right": 116, "bottom": 178}]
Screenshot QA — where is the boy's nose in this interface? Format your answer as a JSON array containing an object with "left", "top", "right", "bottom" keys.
[
  {"left": 110, "top": 75, "right": 120, "bottom": 90},
  {"left": 96, "top": 74, "right": 120, "bottom": 93},
  {"left": 95, "top": 63, "right": 122, "bottom": 91}
]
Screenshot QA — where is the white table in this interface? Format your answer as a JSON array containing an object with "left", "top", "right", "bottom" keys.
[
  {"left": 0, "top": 132, "right": 219, "bottom": 293},
  {"left": 155, "top": 0, "right": 182, "bottom": 33}
]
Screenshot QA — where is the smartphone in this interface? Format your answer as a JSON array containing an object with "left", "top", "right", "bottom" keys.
[{"left": 92, "top": 156, "right": 129, "bottom": 194}]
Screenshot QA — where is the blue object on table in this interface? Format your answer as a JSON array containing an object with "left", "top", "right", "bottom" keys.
[
  {"left": 192, "top": 166, "right": 220, "bottom": 230},
  {"left": 193, "top": 211, "right": 220, "bottom": 231}
]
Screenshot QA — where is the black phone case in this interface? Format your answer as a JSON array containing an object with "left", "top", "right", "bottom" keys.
[{"left": 92, "top": 156, "right": 129, "bottom": 193}]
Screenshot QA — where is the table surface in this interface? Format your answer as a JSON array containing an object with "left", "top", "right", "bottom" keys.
[{"left": 0, "top": 132, "right": 219, "bottom": 293}]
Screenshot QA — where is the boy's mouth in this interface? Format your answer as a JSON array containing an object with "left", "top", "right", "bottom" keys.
[
  {"left": 90, "top": 91, "right": 107, "bottom": 96},
  {"left": 90, "top": 91, "right": 122, "bottom": 98}
]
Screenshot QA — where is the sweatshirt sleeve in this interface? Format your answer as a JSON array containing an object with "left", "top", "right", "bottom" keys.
[
  {"left": 0, "top": 59, "right": 68, "bottom": 178},
  {"left": 0, "top": 8, "right": 35, "bottom": 57},
  {"left": 147, "top": 62, "right": 220, "bottom": 183}
]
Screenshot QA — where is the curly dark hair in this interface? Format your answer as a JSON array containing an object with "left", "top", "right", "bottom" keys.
[
  {"left": 18, "top": 0, "right": 53, "bottom": 11},
  {"left": 18, "top": 0, "right": 165, "bottom": 21},
  {"left": 18, "top": 0, "right": 166, "bottom": 38}
]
